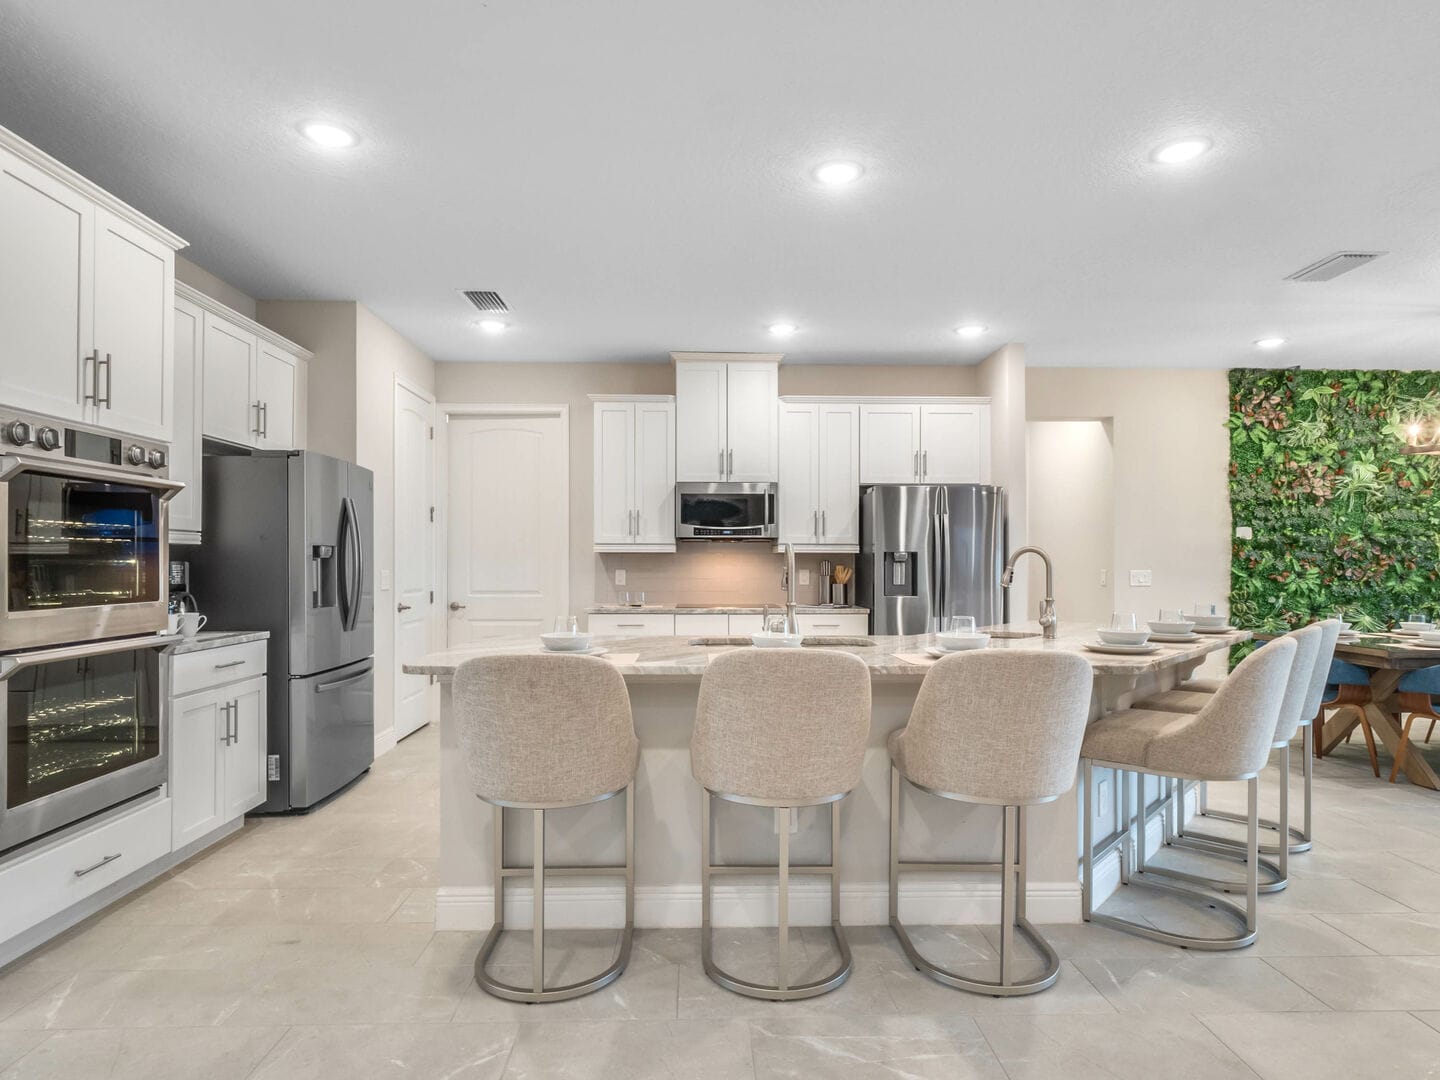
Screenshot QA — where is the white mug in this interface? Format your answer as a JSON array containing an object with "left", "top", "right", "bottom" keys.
[
  {"left": 177, "top": 612, "right": 208, "bottom": 639},
  {"left": 165, "top": 613, "right": 182, "bottom": 635}
]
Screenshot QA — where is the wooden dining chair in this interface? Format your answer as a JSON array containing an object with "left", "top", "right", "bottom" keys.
[
  {"left": 1388, "top": 666, "right": 1440, "bottom": 784},
  {"left": 1312, "top": 659, "right": 1379, "bottom": 777}
]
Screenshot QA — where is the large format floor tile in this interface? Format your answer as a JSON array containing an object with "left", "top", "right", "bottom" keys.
[
  {"left": 504, "top": 1020, "right": 753, "bottom": 1080},
  {"left": 1069, "top": 956, "right": 1326, "bottom": 1014},
  {"left": 0, "top": 1026, "right": 284, "bottom": 1080},
  {"left": 248, "top": 1023, "right": 515, "bottom": 1080},
  {"left": 976, "top": 1013, "right": 1257, "bottom": 1079},
  {"left": 1200, "top": 1010, "right": 1440, "bottom": 1080},
  {"left": 749, "top": 1014, "right": 1007, "bottom": 1080},
  {"left": 1265, "top": 954, "right": 1440, "bottom": 1011}
]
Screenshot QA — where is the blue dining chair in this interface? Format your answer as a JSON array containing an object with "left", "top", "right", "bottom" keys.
[
  {"left": 1315, "top": 658, "right": 1379, "bottom": 777},
  {"left": 1388, "top": 665, "right": 1440, "bottom": 783}
]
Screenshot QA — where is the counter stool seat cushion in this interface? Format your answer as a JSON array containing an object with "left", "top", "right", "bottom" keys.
[
  {"left": 1176, "top": 676, "right": 1225, "bottom": 694},
  {"left": 1081, "top": 708, "right": 1194, "bottom": 769},
  {"left": 1136, "top": 688, "right": 1217, "bottom": 715},
  {"left": 455, "top": 654, "right": 639, "bottom": 806}
]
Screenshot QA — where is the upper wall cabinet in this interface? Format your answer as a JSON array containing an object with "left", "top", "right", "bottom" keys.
[
  {"left": 778, "top": 401, "right": 860, "bottom": 551},
  {"left": 0, "top": 129, "right": 183, "bottom": 438},
  {"left": 170, "top": 296, "right": 205, "bottom": 542},
  {"left": 593, "top": 397, "right": 676, "bottom": 552},
  {"left": 673, "top": 354, "right": 779, "bottom": 482},
  {"left": 859, "top": 401, "right": 991, "bottom": 484}
]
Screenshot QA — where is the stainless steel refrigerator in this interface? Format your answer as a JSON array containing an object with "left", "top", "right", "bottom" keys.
[
  {"left": 856, "top": 484, "right": 1006, "bottom": 635},
  {"left": 191, "top": 451, "right": 375, "bottom": 812}
]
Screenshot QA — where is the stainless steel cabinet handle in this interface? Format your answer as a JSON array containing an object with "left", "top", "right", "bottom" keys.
[
  {"left": 230, "top": 701, "right": 239, "bottom": 744},
  {"left": 821, "top": 509, "right": 826, "bottom": 536},
  {"left": 615, "top": 623, "right": 645, "bottom": 628},
  {"left": 913, "top": 450, "right": 920, "bottom": 480},
  {"left": 253, "top": 400, "right": 264, "bottom": 436},
  {"left": 219, "top": 702, "right": 233, "bottom": 745},
  {"left": 73, "top": 852, "right": 122, "bottom": 878},
  {"left": 84, "top": 349, "right": 100, "bottom": 405},
  {"left": 728, "top": 448, "right": 734, "bottom": 475},
  {"left": 922, "top": 450, "right": 928, "bottom": 478},
  {"left": 633, "top": 510, "right": 640, "bottom": 536},
  {"left": 261, "top": 401, "right": 269, "bottom": 439},
  {"left": 213, "top": 659, "right": 246, "bottom": 670},
  {"left": 718, "top": 448, "right": 724, "bottom": 476},
  {"left": 812, "top": 623, "right": 841, "bottom": 628},
  {"left": 449, "top": 601, "right": 467, "bottom": 611},
  {"left": 812, "top": 509, "right": 818, "bottom": 537},
  {"left": 397, "top": 602, "right": 412, "bottom": 612},
  {"left": 100, "top": 353, "right": 113, "bottom": 409}
]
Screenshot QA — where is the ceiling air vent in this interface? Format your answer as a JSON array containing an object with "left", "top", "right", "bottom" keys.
[
  {"left": 1284, "top": 251, "right": 1386, "bottom": 282},
  {"left": 462, "top": 290, "right": 509, "bottom": 313}
]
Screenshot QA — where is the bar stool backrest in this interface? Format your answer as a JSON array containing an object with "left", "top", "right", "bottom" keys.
[
  {"left": 899, "top": 650, "right": 1093, "bottom": 804},
  {"left": 1152, "top": 637, "right": 1296, "bottom": 780},
  {"left": 454, "top": 654, "right": 638, "bottom": 807},
  {"left": 1299, "top": 619, "right": 1343, "bottom": 721},
  {"left": 691, "top": 649, "right": 871, "bottom": 803},
  {"left": 1271, "top": 624, "right": 1324, "bottom": 746}
]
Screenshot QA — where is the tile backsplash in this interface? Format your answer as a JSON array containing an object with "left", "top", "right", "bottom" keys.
[{"left": 595, "top": 547, "right": 857, "bottom": 607}]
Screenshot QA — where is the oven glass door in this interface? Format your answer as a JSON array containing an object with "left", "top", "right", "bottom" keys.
[
  {"left": 7, "top": 471, "right": 163, "bottom": 613},
  {"left": 5, "top": 645, "right": 162, "bottom": 814}
]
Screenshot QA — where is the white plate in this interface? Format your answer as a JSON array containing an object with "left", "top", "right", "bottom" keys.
[
  {"left": 935, "top": 634, "right": 990, "bottom": 652},
  {"left": 1096, "top": 629, "right": 1152, "bottom": 646},
  {"left": 1400, "top": 622, "right": 1434, "bottom": 632},
  {"left": 1192, "top": 625, "right": 1238, "bottom": 634},
  {"left": 1149, "top": 632, "right": 1200, "bottom": 643},
  {"left": 1083, "top": 642, "right": 1161, "bottom": 656},
  {"left": 540, "top": 645, "right": 608, "bottom": 656},
  {"left": 751, "top": 634, "right": 803, "bottom": 649}
]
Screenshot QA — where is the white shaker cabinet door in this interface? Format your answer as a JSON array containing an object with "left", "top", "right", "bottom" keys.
[
  {"left": 592, "top": 401, "right": 635, "bottom": 546},
  {"left": 920, "top": 403, "right": 988, "bottom": 483},
  {"left": 222, "top": 678, "right": 267, "bottom": 820},
  {"left": 632, "top": 400, "right": 676, "bottom": 545},
  {"left": 817, "top": 404, "right": 860, "bottom": 545},
  {"left": 169, "top": 296, "right": 204, "bottom": 540},
  {"left": 254, "top": 342, "right": 298, "bottom": 451},
  {"left": 674, "top": 362, "right": 727, "bottom": 481},
  {"left": 170, "top": 690, "right": 224, "bottom": 849},
  {"left": 860, "top": 404, "right": 922, "bottom": 483},
  {"left": 0, "top": 148, "right": 92, "bottom": 422},
  {"left": 202, "top": 313, "right": 257, "bottom": 446},
  {"left": 92, "top": 208, "right": 173, "bottom": 440},
  {"left": 724, "top": 362, "right": 778, "bottom": 481},
  {"left": 777, "top": 402, "right": 818, "bottom": 544}
]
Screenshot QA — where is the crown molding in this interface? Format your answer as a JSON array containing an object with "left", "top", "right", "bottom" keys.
[
  {"left": 175, "top": 282, "right": 314, "bottom": 361},
  {"left": 670, "top": 352, "right": 783, "bottom": 365}
]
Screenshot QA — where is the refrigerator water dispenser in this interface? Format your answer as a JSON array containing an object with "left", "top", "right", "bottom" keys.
[{"left": 884, "top": 551, "right": 918, "bottom": 596}]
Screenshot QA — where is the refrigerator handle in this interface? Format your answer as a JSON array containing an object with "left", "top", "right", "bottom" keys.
[
  {"left": 938, "top": 489, "right": 951, "bottom": 627},
  {"left": 343, "top": 497, "right": 363, "bottom": 632},
  {"left": 337, "top": 499, "right": 354, "bottom": 630}
]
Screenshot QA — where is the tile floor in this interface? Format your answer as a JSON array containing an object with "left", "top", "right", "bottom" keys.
[{"left": 3, "top": 725, "right": 1440, "bottom": 1077}]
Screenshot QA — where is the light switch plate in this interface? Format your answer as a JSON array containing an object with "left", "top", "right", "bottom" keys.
[
  {"left": 1099, "top": 569, "right": 1108, "bottom": 586},
  {"left": 1235, "top": 526, "right": 1254, "bottom": 540},
  {"left": 615, "top": 569, "right": 627, "bottom": 586},
  {"left": 1129, "top": 570, "right": 1152, "bottom": 587},
  {"left": 379, "top": 568, "right": 391, "bottom": 591}
]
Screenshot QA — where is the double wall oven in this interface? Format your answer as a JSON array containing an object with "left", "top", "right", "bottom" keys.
[{"left": 0, "top": 410, "right": 180, "bottom": 853}]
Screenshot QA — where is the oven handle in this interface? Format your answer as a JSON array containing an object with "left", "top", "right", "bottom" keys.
[
  {"left": 0, "top": 635, "right": 172, "bottom": 679},
  {"left": 0, "top": 453, "right": 184, "bottom": 499}
]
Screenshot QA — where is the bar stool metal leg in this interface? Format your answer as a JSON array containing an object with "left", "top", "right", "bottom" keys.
[
  {"left": 474, "top": 784, "right": 636, "bottom": 1003},
  {"left": 700, "top": 791, "right": 852, "bottom": 1001},
  {"left": 889, "top": 767, "right": 1060, "bottom": 996},
  {"left": 1190, "top": 735, "right": 1312, "bottom": 855}
]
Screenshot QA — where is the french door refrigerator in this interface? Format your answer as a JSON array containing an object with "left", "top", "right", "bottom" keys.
[
  {"left": 856, "top": 484, "right": 1006, "bottom": 635},
  {"left": 192, "top": 451, "right": 375, "bottom": 812}
]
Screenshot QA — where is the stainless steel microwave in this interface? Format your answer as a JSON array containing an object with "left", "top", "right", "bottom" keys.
[{"left": 674, "top": 482, "right": 778, "bottom": 541}]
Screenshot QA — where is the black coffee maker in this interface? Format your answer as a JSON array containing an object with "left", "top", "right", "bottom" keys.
[{"left": 168, "top": 559, "right": 199, "bottom": 615}]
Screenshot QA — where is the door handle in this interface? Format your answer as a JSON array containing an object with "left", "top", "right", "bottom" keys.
[
  {"left": 449, "top": 601, "right": 467, "bottom": 611},
  {"left": 230, "top": 701, "right": 239, "bottom": 745},
  {"left": 718, "top": 448, "right": 724, "bottom": 476},
  {"left": 219, "top": 701, "right": 233, "bottom": 745},
  {"left": 261, "top": 401, "right": 269, "bottom": 439},
  {"left": 913, "top": 450, "right": 920, "bottom": 481},
  {"left": 253, "top": 400, "right": 264, "bottom": 436},
  {"left": 73, "top": 852, "right": 122, "bottom": 878},
  {"left": 821, "top": 509, "right": 826, "bottom": 537},
  {"left": 397, "top": 602, "right": 412, "bottom": 612},
  {"left": 812, "top": 509, "right": 817, "bottom": 538}
]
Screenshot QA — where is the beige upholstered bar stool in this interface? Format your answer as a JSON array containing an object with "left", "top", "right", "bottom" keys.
[
  {"left": 454, "top": 654, "right": 639, "bottom": 1003},
  {"left": 1134, "top": 624, "right": 1322, "bottom": 893},
  {"left": 1080, "top": 637, "right": 1296, "bottom": 949},
  {"left": 691, "top": 648, "right": 871, "bottom": 1001},
  {"left": 889, "top": 651, "right": 1093, "bottom": 995}
]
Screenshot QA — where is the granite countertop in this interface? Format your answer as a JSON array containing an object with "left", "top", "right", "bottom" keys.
[
  {"left": 588, "top": 604, "right": 869, "bottom": 615},
  {"left": 165, "top": 629, "right": 270, "bottom": 654},
  {"left": 406, "top": 622, "right": 1248, "bottom": 680}
]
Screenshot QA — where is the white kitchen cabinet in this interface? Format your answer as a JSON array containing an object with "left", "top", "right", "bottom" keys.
[
  {"left": 223, "top": 679, "right": 267, "bottom": 819},
  {"left": 169, "top": 296, "right": 204, "bottom": 542},
  {"left": 673, "top": 355, "right": 778, "bottom": 482},
  {"left": 255, "top": 341, "right": 298, "bottom": 451},
  {"left": 170, "top": 691, "right": 225, "bottom": 848},
  {"left": 860, "top": 401, "right": 990, "bottom": 484},
  {"left": 588, "top": 613, "right": 676, "bottom": 636},
  {"left": 860, "top": 404, "right": 923, "bottom": 483},
  {"left": 202, "top": 311, "right": 257, "bottom": 445},
  {"left": 674, "top": 612, "right": 729, "bottom": 635},
  {"left": 779, "top": 402, "right": 859, "bottom": 550},
  {"left": 0, "top": 130, "right": 181, "bottom": 436},
  {"left": 795, "top": 612, "right": 869, "bottom": 636},
  {"left": 727, "top": 614, "right": 765, "bottom": 635},
  {"left": 592, "top": 398, "right": 676, "bottom": 552}
]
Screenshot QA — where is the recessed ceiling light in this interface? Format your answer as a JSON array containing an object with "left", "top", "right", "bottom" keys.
[
  {"left": 813, "top": 160, "right": 863, "bottom": 186},
  {"left": 954, "top": 324, "right": 988, "bottom": 338},
  {"left": 1254, "top": 337, "right": 1286, "bottom": 350},
  {"left": 768, "top": 322, "right": 798, "bottom": 337},
  {"left": 300, "top": 121, "right": 357, "bottom": 148},
  {"left": 1151, "top": 137, "right": 1212, "bottom": 164},
  {"left": 477, "top": 319, "right": 508, "bottom": 334}
]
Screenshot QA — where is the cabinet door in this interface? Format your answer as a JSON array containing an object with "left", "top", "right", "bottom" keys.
[
  {"left": 817, "top": 404, "right": 860, "bottom": 546},
  {"left": 674, "top": 362, "right": 727, "bottom": 481},
  {"left": 778, "top": 402, "right": 818, "bottom": 543},
  {"left": 592, "top": 402, "right": 635, "bottom": 546},
  {"left": 222, "top": 678, "right": 267, "bottom": 820},
  {"left": 587, "top": 613, "right": 675, "bottom": 636},
  {"left": 169, "top": 297, "right": 204, "bottom": 540},
  {"left": 0, "top": 148, "right": 92, "bottom": 421},
  {"left": 920, "top": 403, "right": 987, "bottom": 483},
  {"left": 93, "top": 208, "right": 173, "bottom": 439},
  {"left": 202, "top": 313, "right": 257, "bottom": 446},
  {"left": 724, "top": 362, "right": 778, "bottom": 481},
  {"left": 860, "top": 404, "right": 922, "bottom": 483},
  {"left": 170, "top": 690, "right": 224, "bottom": 848},
  {"left": 255, "top": 343, "right": 298, "bottom": 450},
  {"left": 633, "top": 400, "right": 676, "bottom": 546}
]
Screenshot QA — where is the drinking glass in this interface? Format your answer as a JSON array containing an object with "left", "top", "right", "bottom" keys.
[
  {"left": 554, "top": 615, "right": 578, "bottom": 636},
  {"left": 764, "top": 613, "right": 790, "bottom": 636},
  {"left": 1110, "top": 612, "right": 1140, "bottom": 632},
  {"left": 1409, "top": 612, "right": 1430, "bottom": 626},
  {"left": 945, "top": 615, "right": 977, "bottom": 635},
  {"left": 1194, "top": 602, "right": 1218, "bottom": 616},
  {"left": 1158, "top": 608, "right": 1186, "bottom": 624}
]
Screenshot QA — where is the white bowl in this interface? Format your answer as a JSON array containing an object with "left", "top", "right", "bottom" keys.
[
  {"left": 937, "top": 632, "right": 990, "bottom": 652},
  {"left": 1189, "top": 612, "right": 1228, "bottom": 628},
  {"left": 1148, "top": 620, "right": 1196, "bottom": 636},
  {"left": 541, "top": 632, "right": 592, "bottom": 652},
  {"left": 1400, "top": 621, "right": 1433, "bottom": 632},
  {"left": 1097, "top": 628, "right": 1152, "bottom": 646},
  {"left": 751, "top": 633, "right": 803, "bottom": 649}
]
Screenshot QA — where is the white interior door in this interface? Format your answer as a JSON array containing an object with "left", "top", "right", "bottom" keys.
[
  {"left": 395, "top": 383, "right": 437, "bottom": 739},
  {"left": 447, "top": 412, "right": 568, "bottom": 645}
]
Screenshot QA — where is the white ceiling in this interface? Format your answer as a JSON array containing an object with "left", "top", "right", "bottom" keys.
[{"left": 2, "top": 1, "right": 1438, "bottom": 368}]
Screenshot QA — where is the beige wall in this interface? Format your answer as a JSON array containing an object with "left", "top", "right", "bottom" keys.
[
  {"left": 175, "top": 255, "right": 256, "bottom": 321},
  {"left": 779, "top": 364, "right": 978, "bottom": 397},
  {"left": 977, "top": 344, "right": 1028, "bottom": 619},
  {"left": 255, "top": 301, "right": 358, "bottom": 461},
  {"left": 1027, "top": 368, "right": 1231, "bottom": 664},
  {"left": 1027, "top": 420, "right": 1115, "bottom": 626}
]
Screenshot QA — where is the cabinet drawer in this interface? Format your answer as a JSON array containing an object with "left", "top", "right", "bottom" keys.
[
  {"left": 674, "top": 613, "right": 728, "bottom": 635},
  {"left": 727, "top": 614, "right": 765, "bottom": 635},
  {"left": 0, "top": 797, "right": 171, "bottom": 944},
  {"left": 795, "top": 613, "right": 869, "bottom": 636},
  {"left": 173, "top": 641, "right": 268, "bottom": 697},
  {"left": 588, "top": 613, "right": 676, "bottom": 637}
]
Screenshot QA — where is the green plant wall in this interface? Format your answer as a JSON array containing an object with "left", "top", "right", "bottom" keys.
[{"left": 1229, "top": 368, "right": 1440, "bottom": 637}]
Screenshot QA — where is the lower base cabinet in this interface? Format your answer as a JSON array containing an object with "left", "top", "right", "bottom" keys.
[{"left": 171, "top": 669, "right": 268, "bottom": 849}]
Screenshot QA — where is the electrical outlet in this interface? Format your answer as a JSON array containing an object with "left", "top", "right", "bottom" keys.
[
  {"left": 1235, "top": 526, "right": 1254, "bottom": 540},
  {"left": 614, "top": 569, "right": 626, "bottom": 586},
  {"left": 1099, "top": 568, "right": 1108, "bottom": 587},
  {"left": 1129, "top": 570, "right": 1152, "bottom": 587},
  {"left": 798, "top": 569, "right": 810, "bottom": 586}
]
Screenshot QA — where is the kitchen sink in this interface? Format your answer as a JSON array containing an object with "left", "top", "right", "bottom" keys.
[
  {"left": 987, "top": 631, "right": 1043, "bottom": 639},
  {"left": 687, "top": 637, "right": 876, "bottom": 648}
]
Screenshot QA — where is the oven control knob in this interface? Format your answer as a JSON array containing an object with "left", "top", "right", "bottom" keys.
[
  {"left": 35, "top": 426, "right": 60, "bottom": 451},
  {"left": 4, "top": 420, "right": 32, "bottom": 446},
  {"left": 147, "top": 448, "right": 166, "bottom": 469},
  {"left": 127, "top": 445, "right": 146, "bottom": 466}
]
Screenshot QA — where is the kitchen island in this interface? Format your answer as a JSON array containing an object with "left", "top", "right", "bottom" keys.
[{"left": 407, "top": 625, "right": 1248, "bottom": 932}]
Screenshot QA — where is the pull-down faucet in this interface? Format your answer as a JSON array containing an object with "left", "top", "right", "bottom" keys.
[
  {"left": 783, "top": 541, "right": 798, "bottom": 635},
  {"left": 1001, "top": 546, "right": 1057, "bottom": 639}
]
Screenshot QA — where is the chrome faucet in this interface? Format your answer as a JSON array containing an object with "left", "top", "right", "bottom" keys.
[
  {"left": 782, "top": 541, "right": 799, "bottom": 635},
  {"left": 1000, "top": 546, "right": 1057, "bottom": 639}
]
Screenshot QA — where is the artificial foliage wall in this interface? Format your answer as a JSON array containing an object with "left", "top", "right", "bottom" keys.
[{"left": 1229, "top": 368, "right": 1440, "bottom": 635}]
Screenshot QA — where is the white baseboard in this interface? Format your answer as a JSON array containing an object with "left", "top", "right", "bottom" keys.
[{"left": 373, "top": 726, "right": 397, "bottom": 759}]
